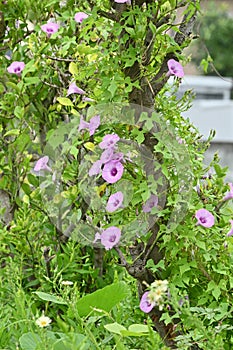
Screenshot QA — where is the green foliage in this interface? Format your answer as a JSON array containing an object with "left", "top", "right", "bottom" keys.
[
  {"left": 1, "top": 0, "right": 233, "bottom": 349},
  {"left": 193, "top": 2, "right": 233, "bottom": 76}
]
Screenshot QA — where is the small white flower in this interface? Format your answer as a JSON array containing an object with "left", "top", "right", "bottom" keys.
[
  {"left": 35, "top": 314, "right": 52, "bottom": 328},
  {"left": 61, "top": 280, "right": 73, "bottom": 286}
]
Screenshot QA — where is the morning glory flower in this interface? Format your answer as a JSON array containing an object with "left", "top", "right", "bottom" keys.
[
  {"left": 74, "top": 12, "right": 89, "bottom": 23},
  {"left": 111, "top": 152, "right": 124, "bottom": 162},
  {"left": 226, "top": 220, "right": 233, "bottom": 237},
  {"left": 94, "top": 226, "right": 121, "bottom": 250},
  {"left": 89, "top": 115, "right": 100, "bottom": 136},
  {"left": 195, "top": 208, "right": 214, "bottom": 228},
  {"left": 100, "top": 148, "right": 114, "bottom": 164},
  {"left": 106, "top": 191, "right": 124, "bottom": 212},
  {"left": 34, "top": 156, "right": 52, "bottom": 172},
  {"left": 78, "top": 115, "right": 100, "bottom": 136},
  {"left": 167, "top": 59, "right": 184, "bottom": 78},
  {"left": 102, "top": 160, "right": 124, "bottom": 184},
  {"left": 78, "top": 116, "right": 90, "bottom": 132},
  {"left": 99, "top": 134, "right": 120, "bottom": 149},
  {"left": 82, "top": 96, "right": 95, "bottom": 102},
  {"left": 7, "top": 61, "right": 25, "bottom": 75},
  {"left": 67, "top": 82, "right": 86, "bottom": 96},
  {"left": 142, "top": 194, "right": 158, "bottom": 213},
  {"left": 223, "top": 183, "right": 233, "bottom": 201},
  {"left": 89, "top": 160, "right": 102, "bottom": 176},
  {"left": 139, "top": 292, "right": 155, "bottom": 313},
  {"left": 41, "top": 22, "right": 60, "bottom": 38},
  {"left": 114, "top": 0, "right": 131, "bottom": 3}
]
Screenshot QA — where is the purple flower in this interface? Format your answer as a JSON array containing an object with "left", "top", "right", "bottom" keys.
[
  {"left": 89, "top": 115, "right": 100, "bottom": 136},
  {"left": 78, "top": 115, "right": 100, "bottom": 136},
  {"left": 41, "top": 22, "right": 60, "bottom": 38},
  {"left": 176, "top": 137, "right": 183, "bottom": 144},
  {"left": 140, "top": 292, "right": 155, "bottom": 313},
  {"left": 74, "top": 12, "right": 89, "bottom": 23},
  {"left": 226, "top": 220, "right": 233, "bottom": 237},
  {"left": 223, "top": 183, "right": 233, "bottom": 201},
  {"left": 82, "top": 96, "right": 94, "bottom": 102},
  {"left": 100, "top": 148, "right": 114, "bottom": 164},
  {"left": 94, "top": 226, "right": 121, "bottom": 250},
  {"left": 99, "top": 134, "right": 120, "bottom": 149},
  {"left": 142, "top": 194, "right": 158, "bottom": 213},
  {"left": 34, "top": 156, "right": 52, "bottom": 172},
  {"left": 195, "top": 209, "right": 214, "bottom": 228},
  {"left": 111, "top": 152, "right": 124, "bottom": 162},
  {"left": 106, "top": 191, "right": 124, "bottom": 212},
  {"left": 7, "top": 61, "right": 25, "bottom": 75},
  {"left": 78, "top": 116, "right": 90, "bottom": 132},
  {"left": 102, "top": 161, "right": 124, "bottom": 184},
  {"left": 167, "top": 59, "right": 184, "bottom": 78},
  {"left": 67, "top": 82, "right": 86, "bottom": 96},
  {"left": 89, "top": 160, "right": 102, "bottom": 176},
  {"left": 114, "top": 0, "right": 131, "bottom": 3}
]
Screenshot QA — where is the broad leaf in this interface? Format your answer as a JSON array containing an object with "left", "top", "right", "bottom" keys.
[
  {"left": 33, "top": 292, "right": 67, "bottom": 305},
  {"left": 76, "top": 282, "right": 130, "bottom": 316}
]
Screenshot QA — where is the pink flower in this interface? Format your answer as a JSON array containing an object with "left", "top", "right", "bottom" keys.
[
  {"left": 74, "top": 12, "right": 89, "bottom": 23},
  {"left": 102, "top": 160, "right": 124, "bottom": 184},
  {"left": 195, "top": 209, "right": 214, "bottom": 228},
  {"left": 106, "top": 191, "right": 124, "bottom": 212},
  {"left": 99, "top": 134, "right": 120, "bottom": 149},
  {"left": 167, "top": 59, "right": 184, "bottom": 78},
  {"left": 100, "top": 148, "right": 114, "bottom": 164},
  {"left": 7, "top": 61, "right": 25, "bottom": 75},
  {"left": 89, "top": 115, "right": 100, "bottom": 136},
  {"left": 67, "top": 82, "right": 86, "bottom": 96},
  {"left": 140, "top": 292, "right": 155, "bottom": 313},
  {"left": 78, "top": 116, "right": 89, "bottom": 132},
  {"left": 142, "top": 194, "right": 158, "bottom": 213},
  {"left": 223, "top": 183, "right": 233, "bottom": 201},
  {"left": 82, "top": 96, "right": 94, "bottom": 102},
  {"left": 34, "top": 156, "right": 52, "bottom": 172},
  {"left": 114, "top": 0, "right": 131, "bottom": 3},
  {"left": 226, "top": 220, "right": 233, "bottom": 237},
  {"left": 111, "top": 152, "right": 124, "bottom": 162},
  {"left": 78, "top": 115, "right": 100, "bottom": 136},
  {"left": 89, "top": 160, "right": 102, "bottom": 176},
  {"left": 41, "top": 22, "right": 60, "bottom": 38},
  {"left": 94, "top": 226, "right": 121, "bottom": 250}
]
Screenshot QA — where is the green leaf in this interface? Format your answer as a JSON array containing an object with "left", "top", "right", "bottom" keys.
[
  {"left": 104, "top": 322, "right": 127, "bottom": 335},
  {"left": 76, "top": 282, "right": 130, "bottom": 316},
  {"left": 53, "top": 333, "right": 90, "bottom": 350},
  {"left": 128, "top": 324, "right": 149, "bottom": 333},
  {"left": 4, "top": 129, "right": 20, "bottom": 137},
  {"left": 196, "top": 240, "right": 206, "bottom": 250},
  {"left": 57, "top": 97, "right": 73, "bottom": 106},
  {"left": 6, "top": 81, "right": 20, "bottom": 93},
  {"left": 22, "top": 183, "right": 31, "bottom": 196},
  {"left": 69, "top": 62, "right": 79, "bottom": 75},
  {"left": 120, "top": 330, "right": 148, "bottom": 337},
  {"left": 33, "top": 292, "right": 67, "bottom": 305},
  {"left": 108, "top": 80, "right": 118, "bottom": 98},
  {"left": 14, "top": 106, "right": 24, "bottom": 119},
  {"left": 19, "top": 332, "right": 41, "bottom": 350},
  {"left": 24, "top": 77, "right": 40, "bottom": 85},
  {"left": 212, "top": 286, "right": 221, "bottom": 300},
  {"left": 27, "top": 174, "right": 39, "bottom": 187},
  {"left": 179, "top": 263, "right": 190, "bottom": 276}
]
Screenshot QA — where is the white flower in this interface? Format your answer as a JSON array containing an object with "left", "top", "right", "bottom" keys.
[
  {"left": 35, "top": 314, "right": 52, "bottom": 328},
  {"left": 61, "top": 280, "right": 73, "bottom": 286}
]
